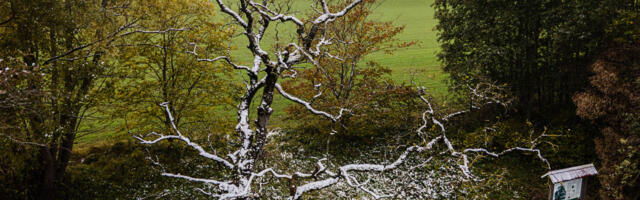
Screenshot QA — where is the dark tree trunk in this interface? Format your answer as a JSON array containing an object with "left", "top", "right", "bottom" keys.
[
  {"left": 39, "top": 147, "right": 57, "bottom": 200},
  {"left": 253, "top": 69, "right": 278, "bottom": 167}
]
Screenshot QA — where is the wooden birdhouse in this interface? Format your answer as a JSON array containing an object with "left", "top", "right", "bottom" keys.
[{"left": 541, "top": 164, "right": 598, "bottom": 200}]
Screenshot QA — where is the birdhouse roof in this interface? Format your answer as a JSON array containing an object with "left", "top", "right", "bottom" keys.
[{"left": 541, "top": 163, "right": 598, "bottom": 183}]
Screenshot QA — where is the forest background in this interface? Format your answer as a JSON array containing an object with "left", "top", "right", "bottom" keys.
[{"left": 0, "top": 0, "right": 639, "bottom": 199}]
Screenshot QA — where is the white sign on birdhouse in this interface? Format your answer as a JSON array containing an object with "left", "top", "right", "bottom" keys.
[{"left": 541, "top": 163, "right": 598, "bottom": 200}]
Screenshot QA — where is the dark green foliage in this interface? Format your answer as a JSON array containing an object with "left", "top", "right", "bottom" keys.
[
  {"left": 434, "top": 0, "right": 632, "bottom": 119},
  {"left": 435, "top": 0, "right": 639, "bottom": 198},
  {"left": 574, "top": 26, "right": 640, "bottom": 198},
  {"left": 0, "top": 139, "right": 41, "bottom": 199}
]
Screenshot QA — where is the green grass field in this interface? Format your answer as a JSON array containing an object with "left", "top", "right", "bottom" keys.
[
  {"left": 75, "top": 0, "right": 446, "bottom": 148},
  {"left": 368, "top": 0, "right": 445, "bottom": 95}
]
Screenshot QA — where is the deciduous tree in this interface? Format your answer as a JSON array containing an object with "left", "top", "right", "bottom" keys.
[
  {"left": 136, "top": 1, "right": 552, "bottom": 199},
  {"left": 434, "top": 0, "right": 630, "bottom": 119},
  {"left": 0, "top": 0, "right": 136, "bottom": 198},
  {"left": 101, "top": 0, "right": 235, "bottom": 141},
  {"left": 573, "top": 12, "right": 640, "bottom": 198},
  {"left": 282, "top": 0, "right": 417, "bottom": 137}
]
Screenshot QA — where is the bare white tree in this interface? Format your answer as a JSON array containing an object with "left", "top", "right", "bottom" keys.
[{"left": 135, "top": 1, "right": 552, "bottom": 199}]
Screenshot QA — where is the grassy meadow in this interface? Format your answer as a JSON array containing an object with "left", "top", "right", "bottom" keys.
[{"left": 75, "top": 0, "right": 446, "bottom": 148}]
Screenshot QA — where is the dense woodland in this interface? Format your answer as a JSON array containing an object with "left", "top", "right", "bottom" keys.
[{"left": 0, "top": 0, "right": 638, "bottom": 199}]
